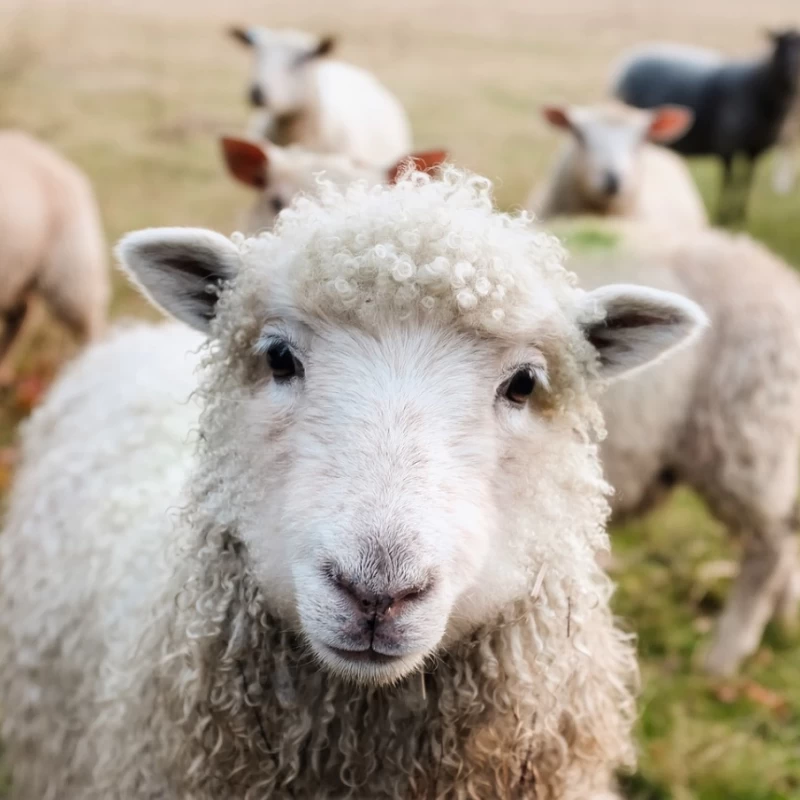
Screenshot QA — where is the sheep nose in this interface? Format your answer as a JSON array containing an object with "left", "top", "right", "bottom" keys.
[
  {"left": 249, "top": 85, "right": 266, "bottom": 107},
  {"left": 330, "top": 573, "right": 431, "bottom": 621},
  {"left": 602, "top": 172, "right": 620, "bottom": 197}
]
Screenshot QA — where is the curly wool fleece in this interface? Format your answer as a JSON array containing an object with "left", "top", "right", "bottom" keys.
[{"left": 0, "top": 170, "right": 637, "bottom": 800}]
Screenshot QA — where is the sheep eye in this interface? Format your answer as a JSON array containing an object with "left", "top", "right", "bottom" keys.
[
  {"left": 503, "top": 368, "right": 536, "bottom": 405},
  {"left": 266, "top": 340, "right": 302, "bottom": 381},
  {"left": 271, "top": 197, "right": 285, "bottom": 214}
]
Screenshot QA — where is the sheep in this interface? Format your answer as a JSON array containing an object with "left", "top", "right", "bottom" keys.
[
  {"left": 0, "top": 130, "right": 109, "bottom": 383},
  {"left": 219, "top": 135, "right": 448, "bottom": 232},
  {"left": 0, "top": 168, "right": 708, "bottom": 799},
  {"left": 530, "top": 102, "right": 708, "bottom": 229},
  {"left": 611, "top": 29, "right": 800, "bottom": 225},
  {"left": 547, "top": 215, "right": 800, "bottom": 676},
  {"left": 228, "top": 26, "right": 412, "bottom": 167}
]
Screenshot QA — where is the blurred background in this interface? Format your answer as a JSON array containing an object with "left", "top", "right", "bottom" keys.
[{"left": 0, "top": 0, "right": 799, "bottom": 797}]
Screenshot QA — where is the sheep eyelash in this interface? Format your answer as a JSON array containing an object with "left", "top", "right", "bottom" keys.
[
  {"left": 500, "top": 363, "right": 550, "bottom": 396},
  {"left": 253, "top": 331, "right": 304, "bottom": 359}
]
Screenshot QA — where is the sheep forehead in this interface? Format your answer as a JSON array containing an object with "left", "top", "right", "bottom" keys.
[
  {"left": 231, "top": 172, "right": 578, "bottom": 340},
  {"left": 251, "top": 27, "right": 318, "bottom": 53},
  {"left": 270, "top": 148, "right": 381, "bottom": 191}
]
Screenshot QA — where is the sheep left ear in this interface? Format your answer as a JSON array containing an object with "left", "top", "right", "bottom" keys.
[
  {"left": 386, "top": 149, "right": 449, "bottom": 184},
  {"left": 220, "top": 137, "right": 269, "bottom": 189},
  {"left": 647, "top": 106, "right": 694, "bottom": 143},
  {"left": 579, "top": 284, "right": 708, "bottom": 380},
  {"left": 312, "top": 35, "right": 336, "bottom": 58},
  {"left": 116, "top": 228, "right": 242, "bottom": 334}
]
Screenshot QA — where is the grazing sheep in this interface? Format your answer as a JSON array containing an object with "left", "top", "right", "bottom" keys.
[
  {"left": 228, "top": 27, "right": 412, "bottom": 167},
  {"left": 772, "top": 91, "right": 800, "bottom": 194},
  {"left": 0, "top": 169, "right": 708, "bottom": 799},
  {"left": 530, "top": 102, "right": 707, "bottom": 229},
  {"left": 219, "top": 135, "right": 448, "bottom": 232},
  {"left": 0, "top": 131, "right": 109, "bottom": 383},
  {"left": 548, "top": 216, "right": 800, "bottom": 676},
  {"left": 612, "top": 30, "right": 800, "bottom": 224}
]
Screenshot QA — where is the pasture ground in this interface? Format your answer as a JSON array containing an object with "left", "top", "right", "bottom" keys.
[{"left": 1, "top": 0, "right": 800, "bottom": 796}]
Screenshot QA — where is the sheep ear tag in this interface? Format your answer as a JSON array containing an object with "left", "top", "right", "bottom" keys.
[
  {"left": 580, "top": 284, "right": 708, "bottom": 380},
  {"left": 116, "top": 228, "right": 242, "bottom": 334},
  {"left": 386, "top": 150, "right": 449, "bottom": 184}
]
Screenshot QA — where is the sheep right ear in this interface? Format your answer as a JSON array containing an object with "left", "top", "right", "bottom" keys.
[
  {"left": 229, "top": 26, "right": 255, "bottom": 47},
  {"left": 386, "top": 150, "right": 449, "bottom": 184},
  {"left": 579, "top": 284, "right": 708, "bottom": 380},
  {"left": 541, "top": 105, "right": 574, "bottom": 131},
  {"left": 221, "top": 137, "right": 269, "bottom": 189},
  {"left": 116, "top": 228, "right": 242, "bottom": 333}
]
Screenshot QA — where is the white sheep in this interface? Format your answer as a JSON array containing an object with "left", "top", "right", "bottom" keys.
[
  {"left": 549, "top": 216, "right": 800, "bottom": 676},
  {"left": 0, "top": 169, "right": 707, "bottom": 799},
  {"left": 0, "top": 131, "right": 109, "bottom": 382},
  {"left": 531, "top": 102, "right": 708, "bottom": 229},
  {"left": 229, "top": 26, "right": 413, "bottom": 167},
  {"left": 219, "top": 134, "right": 448, "bottom": 232}
]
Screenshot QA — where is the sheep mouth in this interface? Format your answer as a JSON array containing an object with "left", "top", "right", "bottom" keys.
[{"left": 321, "top": 643, "right": 402, "bottom": 665}]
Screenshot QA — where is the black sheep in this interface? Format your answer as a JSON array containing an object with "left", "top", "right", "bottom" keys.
[{"left": 612, "top": 30, "right": 800, "bottom": 225}]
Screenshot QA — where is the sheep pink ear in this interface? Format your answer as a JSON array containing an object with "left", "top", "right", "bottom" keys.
[
  {"left": 541, "top": 105, "right": 573, "bottom": 130},
  {"left": 647, "top": 106, "right": 694, "bottom": 143},
  {"left": 220, "top": 137, "right": 269, "bottom": 189},
  {"left": 386, "top": 150, "right": 449, "bottom": 184}
]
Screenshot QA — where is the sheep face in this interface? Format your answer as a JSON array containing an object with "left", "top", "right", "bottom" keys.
[
  {"left": 542, "top": 103, "right": 694, "bottom": 211},
  {"left": 118, "top": 174, "right": 706, "bottom": 686},
  {"left": 230, "top": 27, "right": 334, "bottom": 117}
]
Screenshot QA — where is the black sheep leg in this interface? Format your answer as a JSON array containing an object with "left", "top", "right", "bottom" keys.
[{"left": 716, "top": 155, "right": 737, "bottom": 226}]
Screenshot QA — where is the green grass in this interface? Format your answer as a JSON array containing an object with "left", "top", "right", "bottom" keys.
[{"left": 1, "top": 1, "right": 800, "bottom": 797}]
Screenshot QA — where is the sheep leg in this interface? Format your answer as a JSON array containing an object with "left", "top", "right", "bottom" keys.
[
  {"left": 732, "top": 157, "right": 756, "bottom": 225},
  {"left": 772, "top": 145, "right": 797, "bottom": 195},
  {"left": 0, "top": 299, "right": 31, "bottom": 387},
  {"left": 716, "top": 156, "right": 737, "bottom": 226},
  {"left": 704, "top": 531, "right": 795, "bottom": 676}
]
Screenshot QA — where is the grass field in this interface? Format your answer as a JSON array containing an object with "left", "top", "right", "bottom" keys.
[{"left": 1, "top": 0, "right": 800, "bottom": 796}]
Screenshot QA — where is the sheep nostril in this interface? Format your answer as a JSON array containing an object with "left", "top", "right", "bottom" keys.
[
  {"left": 602, "top": 172, "right": 621, "bottom": 197},
  {"left": 249, "top": 85, "right": 265, "bottom": 107},
  {"left": 326, "top": 567, "right": 434, "bottom": 618}
]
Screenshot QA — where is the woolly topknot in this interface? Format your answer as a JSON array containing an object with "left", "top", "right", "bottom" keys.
[{"left": 228, "top": 167, "right": 579, "bottom": 339}]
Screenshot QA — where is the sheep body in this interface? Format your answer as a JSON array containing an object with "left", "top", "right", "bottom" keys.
[
  {"left": 0, "top": 131, "right": 109, "bottom": 376},
  {"left": 611, "top": 31, "right": 800, "bottom": 223},
  {"left": 551, "top": 217, "right": 800, "bottom": 674},
  {"left": 531, "top": 103, "right": 707, "bottom": 229},
  {"left": 235, "top": 27, "right": 412, "bottom": 167},
  {"left": 0, "top": 171, "right": 709, "bottom": 798}
]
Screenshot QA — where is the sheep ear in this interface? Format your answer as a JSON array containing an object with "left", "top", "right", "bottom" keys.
[
  {"left": 579, "top": 284, "right": 708, "bottom": 380},
  {"left": 647, "top": 106, "right": 694, "bottom": 143},
  {"left": 229, "top": 26, "right": 255, "bottom": 47},
  {"left": 386, "top": 149, "right": 449, "bottom": 184},
  {"left": 312, "top": 35, "right": 336, "bottom": 58},
  {"left": 116, "top": 228, "right": 241, "bottom": 333},
  {"left": 221, "top": 137, "right": 269, "bottom": 189},
  {"left": 541, "top": 105, "right": 573, "bottom": 131}
]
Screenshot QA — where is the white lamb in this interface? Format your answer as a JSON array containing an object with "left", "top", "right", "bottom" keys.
[
  {"left": 229, "top": 26, "right": 412, "bottom": 167},
  {"left": 0, "top": 170, "right": 707, "bottom": 799},
  {"left": 0, "top": 130, "right": 109, "bottom": 382},
  {"left": 530, "top": 102, "right": 708, "bottom": 229},
  {"left": 219, "top": 134, "right": 448, "bottom": 232}
]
